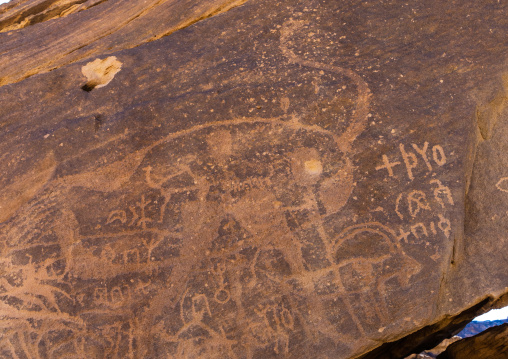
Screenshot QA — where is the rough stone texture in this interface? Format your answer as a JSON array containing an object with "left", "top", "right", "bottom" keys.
[
  {"left": 0, "top": 0, "right": 507, "bottom": 358},
  {"left": 405, "top": 336, "right": 461, "bottom": 358},
  {"left": 0, "top": 0, "right": 246, "bottom": 86},
  {"left": 437, "top": 323, "right": 508, "bottom": 359}
]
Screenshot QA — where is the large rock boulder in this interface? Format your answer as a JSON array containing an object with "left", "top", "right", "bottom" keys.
[{"left": 0, "top": 0, "right": 507, "bottom": 358}]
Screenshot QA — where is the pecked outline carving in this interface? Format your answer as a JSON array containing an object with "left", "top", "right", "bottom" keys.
[{"left": 0, "top": 20, "right": 428, "bottom": 359}]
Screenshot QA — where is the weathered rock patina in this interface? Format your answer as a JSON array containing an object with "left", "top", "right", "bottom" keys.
[{"left": 0, "top": 0, "right": 507, "bottom": 358}]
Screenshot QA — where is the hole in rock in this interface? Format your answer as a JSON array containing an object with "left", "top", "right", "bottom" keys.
[
  {"left": 81, "top": 56, "right": 122, "bottom": 92},
  {"left": 473, "top": 306, "right": 508, "bottom": 321},
  {"left": 457, "top": 305, "right": 508, "bottom": 338},
  {"left": 81, "top": 83, "right": 96, "bottom": 92}
]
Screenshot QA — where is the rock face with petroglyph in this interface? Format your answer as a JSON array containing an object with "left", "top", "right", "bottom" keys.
[{"left": 0, "top": 0, "right": 507, "bottom": 358}]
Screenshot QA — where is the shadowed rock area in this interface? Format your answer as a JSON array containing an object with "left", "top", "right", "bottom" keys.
[
  {"left": 405, "top": 336, "right": 461, "bottom": 359},
  {"left": 437, "top": 323, "right": 508, "bottom": 359},
  {"left": 0, "top": 0, "right": 507, "bottom": 358},
  {"left": 405, "top": 317, "right": 508, "bottom": 358}
]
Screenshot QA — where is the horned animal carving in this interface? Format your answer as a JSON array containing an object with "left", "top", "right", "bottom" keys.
[{"left": 0, "top": 20, "right": 422, "bottom": 359}]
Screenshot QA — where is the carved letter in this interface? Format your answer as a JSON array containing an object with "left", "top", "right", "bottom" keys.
[
  {"left": 411, "top": 223, "right": 428, "bottom": 239},
  {"left": 430, "top": 222, "right": 437, "bottom": 235},
  {"left": 280, "top": 304, "right": 294, "bottom": 330},
  {"left": 438, "top": 214, "right": 451, "bottom": 238},
  {"left": 375, "top": 154, "right": 400, "bottom": 178},
  {"left": 107, "top": 210, "right": 127, "bottom": 225},
  {"left": 432, "top": 145, "right": 447, "bottom": 166},
  {"left": 111, "top": 287, "right": 123, "bottom": 303},
  {"left": 430, "top": 179, "right": 454, "bottom": 208},
  {"left": 399, "top": 144, "right": 418, "bottom": 181},
  {"left": 126, "top": 249, "right": 140, "bottom": 264},
  {"left": 397, "top": 228, "right": 411, "bottom": 243},
  {"left": 407, "top": 190, "right": 431, "bottom": 218},
  {"left": 94, "top": 287, "right": 107, "bottom": 302},
  {"left": 395, "top": 193, "right": 404, "bottom": 220},
  {"left": 412, "top": 142, "right": 432, "bottom": 171}
]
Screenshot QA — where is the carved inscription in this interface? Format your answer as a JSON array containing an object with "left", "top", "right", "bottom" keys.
[
  {"left": 0, "top": 20, "right": 434, "bottom": 359},
  {"left": 395, "top": 179, "right": 453, "bottom": 242},
  {"left": 376, "top": 141, "right": 448, "bottom": 180},
  {"left": 372, "top": 138, "right": 456, "bottom": 265}
]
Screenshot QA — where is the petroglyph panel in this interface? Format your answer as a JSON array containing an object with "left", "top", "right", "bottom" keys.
[
  {"left": 2, "top": 1, "right": 499, "bottom": 357},
  {"left": 0, "top": 43, "right": 429, "bottom": 359}
]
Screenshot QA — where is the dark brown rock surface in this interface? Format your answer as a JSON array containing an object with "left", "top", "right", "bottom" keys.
[
  {"left": 0, "top": 0, "right": 246, "bottom": 86},
  {"left": 0, "top": 0, "right": 507, "bottom": 358}
]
